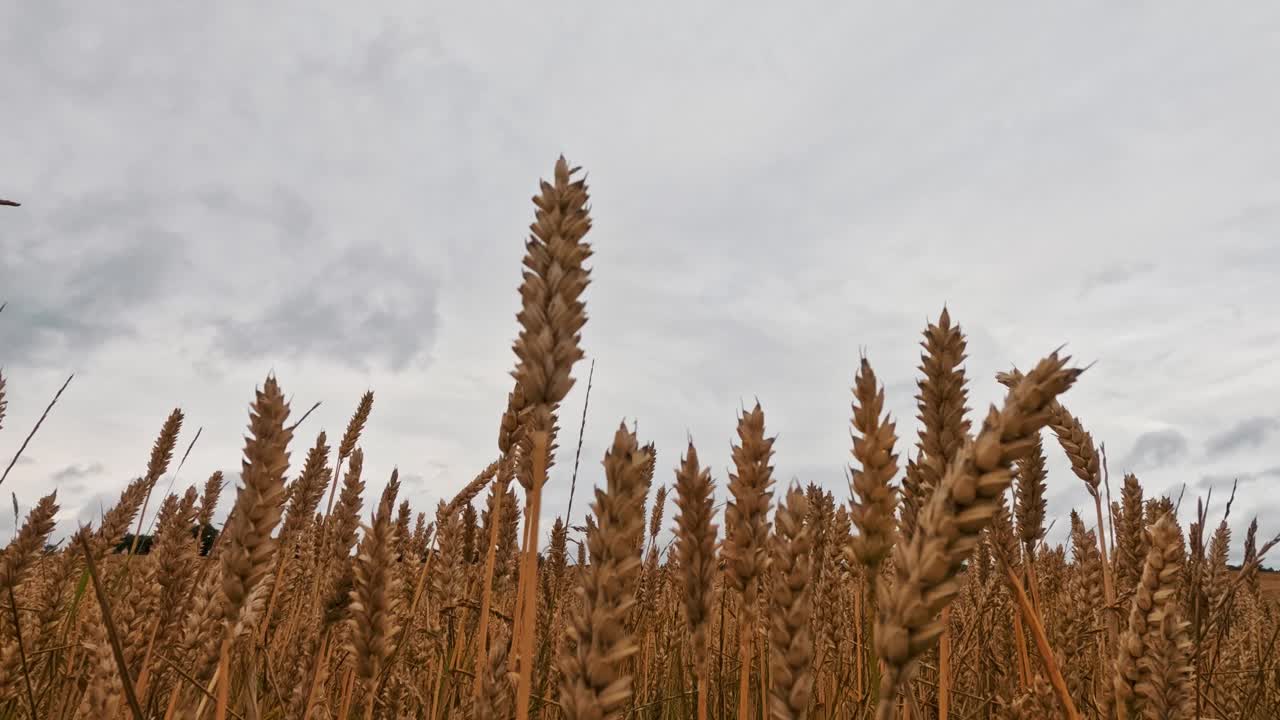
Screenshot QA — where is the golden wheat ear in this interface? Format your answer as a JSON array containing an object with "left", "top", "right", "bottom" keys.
[
  {"left": 1113, "top": 513, "right": 1184, "bottom": 719},
  {"left": 849, "top": 355, "right": 899, "bottom": 576},
  {"left": 345, "top": 489, "right": 401, "bottom": 714},
  {"left": 557, "top": 421, "right": 649, "bottom": 720},
  {"left": 768, "top": 484, "right": 814, "bottom": 720},
  {"left": 673, "top": 438, "right": 717, "bottom": 719},
  {"left": 0, "top": 491, "right": 59, "bottom": 593},
  {"left": 213, "top": 375, "right": 292, "bottom": 720},
  {"left": 506, "top": 157, "right": 596, "bottom": 720},
  {"left": 874, "top": 351, "right": 1081, "bottom": 720}
]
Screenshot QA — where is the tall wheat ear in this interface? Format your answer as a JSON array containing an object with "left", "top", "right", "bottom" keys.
[
  {"left": 215, "top": 375, "right": 293, "bottom": 720},
  {"left": 724, "top": 402, "right": 776, "bottom": 720},
  {"left": 508, "top": 156, "right": 593, "bottom": 720}
]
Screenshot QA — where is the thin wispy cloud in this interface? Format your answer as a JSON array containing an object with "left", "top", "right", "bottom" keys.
[{"left": 1119, "top": 429, "right": 1190, "bottom": 473}]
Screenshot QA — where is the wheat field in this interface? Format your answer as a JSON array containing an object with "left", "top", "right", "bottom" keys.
[{"left": 1, "top": 158, "right": 1276, "bottom": 720}]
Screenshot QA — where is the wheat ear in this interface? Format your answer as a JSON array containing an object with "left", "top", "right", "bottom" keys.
[
  {"left": 724, "top": 402, "right": 776, "bottom": 720},
  {"left": 347, "top": 490, "right": 401, "bottom": 719},
  {"left": 768, "top": 485, "right": 814, "bottom": 720},
  {"left": 0, "top": 491, "right": 59, "bottom": 593},
  {"left": 847, "top": 356, "right": 899, "bottom": 707},
  {"left": 215, "top": 375, "right": 292, "bottom": 720},
  {"left": 509, "top": 156, "right": 594, "bottom": 720},
  {"left": 874, "top": 351, "right": 1081, "bottom": 720},
  {"left": 673, "top": 440, "right": 718, "bottom": 720},
  {"left": 1113, "top": 513, "right": 1184, "bottom": 720},
  {"left": 557, "top": 421, "right": 650, "bottom": 720}
]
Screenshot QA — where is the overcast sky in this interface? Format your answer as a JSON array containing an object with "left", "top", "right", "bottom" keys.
[{"left": 3, "top": 3, "right": 1278, "bottom": 561}]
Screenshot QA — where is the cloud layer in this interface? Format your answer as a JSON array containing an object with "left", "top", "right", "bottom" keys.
[{"left": 3, "top": 2, "right": 1280, "bottom": 561}]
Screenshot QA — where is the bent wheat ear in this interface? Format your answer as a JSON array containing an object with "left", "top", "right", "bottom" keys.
[
  {"left": 875, "top": 351, "right": 1081, "bottom": 720},
  {"left": 0, "top": 492, "right": 58, "bottom": 593},
  {"left": 338, "top": 391, "right": 374, "bottom": 462}
]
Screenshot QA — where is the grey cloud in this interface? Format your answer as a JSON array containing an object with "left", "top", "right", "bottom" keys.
[
  {"left": 1078, "top": 262, "right": 1156, "bottom": 298},
  {"left": 1, "top": 185, "right": 322, "bottom": 368},
  {"left": 75, "top": 488, "right": 123, "bottom": 526},
  {"left": 399, "top": 473, "right": 427, "bottom": 488},
  {"left": 191, "top": 186, "right": 317, "bottom": 253},
  {"left": 51, "top": 462, "right": 105, "bottom": 483},
  {"left": 295, "top": 19, "right": 450, "bottom": 91},
  {"left": 1046, "top": 482, "right": 1097, "bottom": 518},
  {"left": 1206, "top": 416, "right": 1279, "bottom": 457},
  {"left": 1218, "top": 202, "right": 1280, "bottom": 238},
  {"left": 1196, "top": 467, "right": 1280, "bottom": 491},
  {"left": 1120, "top": 429, "right": 1189, "bottom": 472},
  {"left": 211, "top": 244, "right": 440, "bottom": 372},
  {"left": 51, "top": 462, "right": 105, "bottom": 494},
  {"left": 1, "top": 194, "right": 189, "bottom": 366},
  {"left": 398, "top": 460, "right": 449, "bottom": 493}
]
